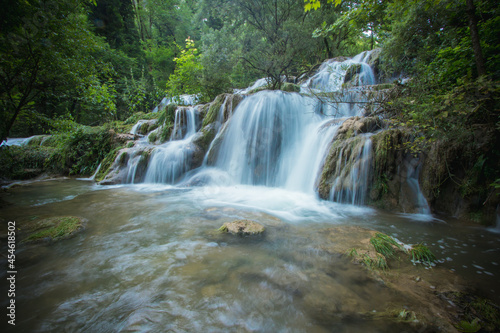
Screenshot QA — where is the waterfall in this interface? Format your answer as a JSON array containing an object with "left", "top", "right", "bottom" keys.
[
  {"left": 208, "top": 91, "right": 337, "bottom": 192},
  {"left": 301, "top": 51, "right": 376, "bottom": 93},
  {"left": 143, "top": 107, "right": 199, "bottom": 184},
  {"left": 130, "top": 120, "right": 149, "bottom": 135},
  {"left": 328, "top": 134, "right": 373, "bottom": 205},
  {"left": 405, "top": 163, "right": 431, "bottom": 215},
  {"left": 170, "top": 106, "right": 197, "bottom": 140},
  {"left": 100, "top": 49, "right": 433, "bottom": 216},
  {"left": 76, "top": 163, "right": 102, "bottom": 181}
]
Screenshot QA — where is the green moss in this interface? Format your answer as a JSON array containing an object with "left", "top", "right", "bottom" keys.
[
  {"left": 0, "top": 145, "right": 56, "bottom": 180},
  {"left": 202, "top": 94, "right": 226, "bottom": 127},
  {"left": 124, "top": 112, "right": 158, "bottom": 125},
  {"left": 158, "top": 104, "right": 177, "bottom": 125},
  {"left": 22, "top": 216, "right": 84, "bottom": 243},
  {"left": 159, "top": 123, "right": 174, "bottom": 143},
  {"left": 248, "top": 85, "right": 270, "bottom": 94},
  {"left": 455, "top": 319, "right": 481, "bottom": 332},
  {"left": 95, "top": 147, "right": 122, "bottom": 182},
  {"left": 118, "top": 151, "right": 129, "bottom": 166},
  {"left": 281, "top": 83, "right": 301, "bottom": 93},
  {"left": 218, "top": 225, "right": 228, "bottom": 233},
  {"left": 148, "top": 131, "right": 158, "bottom": 143},
  {"left": 26, "top": 135, "right": 47, "bottom": 147}
]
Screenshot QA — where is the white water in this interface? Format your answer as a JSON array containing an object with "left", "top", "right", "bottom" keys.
[
  {"left": 117, "top": 50, "right": 431, "bottom": 219},
  {"left": 143, "top": 107, "right": 199, "bottom": 184},
  {"left": 329, "top": 134, "right": 373, "bottom": 205},
  {"left": 406, "top": 163, "right": 432, "bottom": 215},
  {"left": 301, "top": 51, "right": 376, "bottom": 93},
  {"left": 208, "top": 91, "right": 336, "bottom": 192},
  {"left": 152, "top": 94, "right": 200, "bottom": 112},
  {"left": 129, "top": 120, "right": 149, "bottom": 135}
]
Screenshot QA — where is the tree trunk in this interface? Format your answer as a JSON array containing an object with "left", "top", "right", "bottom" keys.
[
  {"left": 466, "top": 0, "right": 486, "bottom": 77},
  {"left": 323, "top": 38, "right": 333, "bottom": 58}
]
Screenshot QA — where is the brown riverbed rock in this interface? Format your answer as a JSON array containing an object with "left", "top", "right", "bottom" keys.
[
  {"left": 219, "top": 219, "right": 265, "bottom": 235},
  {"left": 317, "top": 226, "right": 474, "bottom": 332}
]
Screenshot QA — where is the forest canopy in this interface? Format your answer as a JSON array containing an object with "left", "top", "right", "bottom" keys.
[{"left": 0, "top": 0, "right": 498, "bottom": 143}]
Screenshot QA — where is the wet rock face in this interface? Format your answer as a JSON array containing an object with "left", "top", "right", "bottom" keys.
[
  {"left": 336, "top": 116, "right": 381, "bottom": 140},
  {"left": 219, "top": 220, "right": 265, "bottom": 235},
  {"left": 192, "top": 123, "right": 218, "bottom": 152},
  {"left": 98, "top": 146, "right": 154, "bottom": 185}
]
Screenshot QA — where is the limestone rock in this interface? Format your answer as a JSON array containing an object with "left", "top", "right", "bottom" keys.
[{"left": 219, "top": 220, "right": 265, "bottom": 235}]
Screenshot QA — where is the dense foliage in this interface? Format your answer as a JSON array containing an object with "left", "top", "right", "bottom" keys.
[{"left": 0, "top": 0, "right": 498, "bottom": 200}]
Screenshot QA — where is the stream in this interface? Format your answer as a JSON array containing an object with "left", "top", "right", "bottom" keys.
[{"left": 1, "top": 179, "right": 499, "bottom": 332}]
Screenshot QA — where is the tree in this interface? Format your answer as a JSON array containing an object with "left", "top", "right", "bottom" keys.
[
  {"left": 0, "top": 0, "right": 122, "bottom": 142},
  {"left": 165, "top": 37, "right": 204, "bottom": 98},
  {"left": 466, "top": 0, "right": 486, "bottom": 77}
]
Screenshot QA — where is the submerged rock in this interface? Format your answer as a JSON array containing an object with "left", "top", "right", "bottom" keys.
[
  {"left": 21, "top": 216, "right": 86, "bottom": 244},
  {"left": 219, "top": 220, "right": 265, "bottom": 235}
]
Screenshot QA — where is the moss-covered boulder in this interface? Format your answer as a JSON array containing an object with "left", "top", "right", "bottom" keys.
[
  {"left": 336, "top": 116, "right": 381, "bottom": 140},
  {"left": 281, "top": 82, "right": 301, "bottom": 93},
  {"left": 98, "top": 146, "right": 154, "bottom": 185},
  {"left": 218, "top": 220, "right": 265, "bottom": 235},
  {"left": 192, "top": 123, "right": 218, "bottom": 152},
  {"left": 317, "top": 116, "right": 382, "bottom": 200},
  {"left": 202, "top": 93, "right": 244, "bottom": 127},
  {"left": 21, "top": 216, "right": 86, "bottom": 243}
]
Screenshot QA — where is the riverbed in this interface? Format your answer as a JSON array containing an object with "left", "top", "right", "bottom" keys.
[{"left": 1, "top": 178, "right": 499, "bottom": 332}]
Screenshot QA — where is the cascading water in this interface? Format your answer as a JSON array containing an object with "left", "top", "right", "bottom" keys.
[
  {"left": 301, "top": 51, "right": 376, "bottom": 93},
  {"left": 103, "top": 50, "right": 431, "bottom": 216},
  {"left": 329, "top": 134, "right": 373, "bottom": 205},
  {"left": 207, "top": 91, "right": 338, "bottom": 193},
  {"left": 143, "top": 107, "right": 199, "bottom": 184},
  {"left": 405, "top": 162, "right": 432, "bottom": 215}
]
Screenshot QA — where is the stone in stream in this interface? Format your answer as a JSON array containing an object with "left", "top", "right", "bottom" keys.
[{"left": 218, "top": 219, "right": 265, "bottom": 235}]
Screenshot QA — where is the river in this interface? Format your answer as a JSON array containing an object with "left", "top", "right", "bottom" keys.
[{"left": 1, "top": 178, "right": 499, "bottom": 332}]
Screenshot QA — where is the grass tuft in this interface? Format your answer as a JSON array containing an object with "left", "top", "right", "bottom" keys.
[
  {"left": 370, "top": 233, "right": 402, "bottom": 258},
  {"left": 408, "top": 244, "right": 436, "bottom": 266}
]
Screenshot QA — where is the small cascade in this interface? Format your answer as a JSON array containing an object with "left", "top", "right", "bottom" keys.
[
  {"left": 1, "top": 137, "right": 28, "bottom": 146},
  {"left": 301, "top": 50, "right": 376, "bottom": 93},
  {"left": 130, "top": 120, "right": 149, "bottom": 135},
  {"left": 235, "top": 78, "right": 269, "bottom": 94},
  {"left": 152, "top": 95, "right": 200, "bottom": 112},
  {"left": 170, "top": 107, "right": 197, "bottom": 140},
  {"left": 143, "top": 107, "right": 200, "bottom": 184},
  {"left": 76, "top": 163, "right": 102, "bottom": 181},
  {"left": 328, "top": 134, "right": 373, "bottom": 205},
  {"left": 405, "top": 161, "right": 432, "bottom": 215}
]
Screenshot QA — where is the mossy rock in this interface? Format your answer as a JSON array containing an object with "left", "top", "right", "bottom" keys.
[
  {"left": 124, "top": 111, "right": 158, "bottom": 125},
  {"left": 247, "top": 85, "right": 270, "bottom": 95},
  {"left": 192, "top": 123, "right": 218, "bottom": 152},
  {"left": 22, "top": 216, "right": 85, "bottom": 243},
  {"left": 202, "top": 94, "right": 226, "bottom": 127},
  {"left": 281, "top": 83, "right": 301, "bottom": 93},
  {"left": 218, "top": 220, "right": 265, "bottom": 235},
  {"left": 344, "top": 63, "right": 362, "bottom": 84},
  {"left": 196, "top": 104, "right": 211, "bottom": 123},
  {"left": 95, "top": 147, "right": 122, "bottom": 182}
]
